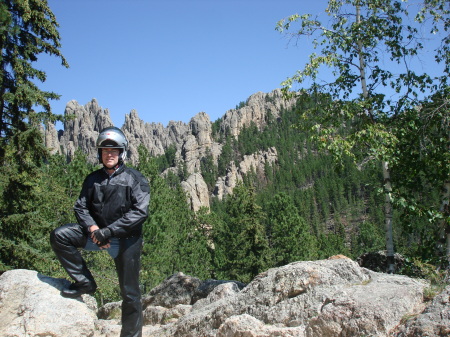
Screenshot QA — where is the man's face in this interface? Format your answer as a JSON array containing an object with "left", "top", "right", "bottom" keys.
[{"left": 101, "top": 148, "right": 120, "bottom": 168}]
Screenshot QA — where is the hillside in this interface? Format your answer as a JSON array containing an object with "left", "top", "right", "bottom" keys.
[
  {"left": 42, "top": 89, "right": 375, "bottom": 213},
  {"left": 41, "top": 89, "right": 384, "bottom": 256}
]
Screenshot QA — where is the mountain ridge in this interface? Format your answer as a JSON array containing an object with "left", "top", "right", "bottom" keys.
[{"left": 42, "top": 89, "right": 296, "bottom": 210}]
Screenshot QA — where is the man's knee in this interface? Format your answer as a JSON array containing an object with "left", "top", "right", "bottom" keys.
[
  {"left": 50, "top": 226, "right": 63, "bottom": 248},
  {"left": 50, "top": 223, "right": 85, "bottom": 249}
]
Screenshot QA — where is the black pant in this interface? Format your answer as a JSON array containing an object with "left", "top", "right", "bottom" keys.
[{"left": 50, "top": 223, "right": 143, "bottom": 337}]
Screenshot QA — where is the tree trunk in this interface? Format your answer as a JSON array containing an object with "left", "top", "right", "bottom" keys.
[
  {"left": 356, "top": 5, "right": 369, "bottom": 100},
  {"left": 382, "top": 161, "right": 395, "bottom": 273},
  {"left": 356, "top": 5, "right": 396, "bottom": 273},
  {"left": 444, "top": 127, "right": 450, "bottom": 267},
  {"left": 442, "top": 179, "right": 450, "bottom": 266}
]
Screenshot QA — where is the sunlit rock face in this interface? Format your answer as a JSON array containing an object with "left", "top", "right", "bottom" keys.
[
  {"left": 2, "top": 257, "right": 443, "bottom": 337},
  {"left": 43, "top": 89, "right": 293, "bottom": 209}
]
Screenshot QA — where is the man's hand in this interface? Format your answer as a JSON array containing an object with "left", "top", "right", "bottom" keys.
[{"left": 92, "top": 227, "right": 112, "bottom": 248}]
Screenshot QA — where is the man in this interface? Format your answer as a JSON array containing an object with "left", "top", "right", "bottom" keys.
[{"left": 50, "top": 126, "right": 150, "bottom": 337}]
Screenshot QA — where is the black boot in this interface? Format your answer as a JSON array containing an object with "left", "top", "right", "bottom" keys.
[{"left": 61, "top": 280, "right": 97, "bottom": 298}]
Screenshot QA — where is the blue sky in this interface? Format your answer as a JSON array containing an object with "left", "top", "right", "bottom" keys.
[
  {"left": 38, "top": 1, "right": 443, "bottom": 129},
  {"left": 38, "top": 0, "right": 328, "bottom": 128}
]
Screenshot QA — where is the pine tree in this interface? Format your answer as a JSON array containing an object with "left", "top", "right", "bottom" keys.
[
  {"left": 0, "top": 128, "right": 49, "bottom": 270},
  {"left": 0, "top": 0, "right": 67, "bottom": 271},
  {"left": 214, "top": 183, "right": 270, "bottom": 283},
  {"left": 218, "top": 136, "right": 233, "bottom": 176},
  {"left": 0, "top": 142, "right": 79, "bottom": 273},
  {"left": 200, "top": 148, "right": 218, "bottom": 192},
  {"left": 0, "top": 0, "right": 68, "bottom": 161},
  {"left": 267, "top": 192, "right": 318, "bottom": 266}
]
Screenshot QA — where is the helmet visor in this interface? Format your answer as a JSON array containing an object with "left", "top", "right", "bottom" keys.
[{"left": 98, "top": 139, "right": 122, "bottom": 148}]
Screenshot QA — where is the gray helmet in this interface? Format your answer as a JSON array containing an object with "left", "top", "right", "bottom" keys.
[{"left": 96, "top": 126, "right": 128, "bottom": 162}]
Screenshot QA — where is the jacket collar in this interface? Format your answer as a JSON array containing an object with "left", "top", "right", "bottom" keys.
[{"left": 103, "top": 163, "right": 125, "bottom": 177}]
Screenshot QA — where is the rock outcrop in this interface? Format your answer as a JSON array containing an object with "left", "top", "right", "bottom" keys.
[
  {"left": 214, "top": 147, "right": 278, "bottom": 200},
  {"left": 45, "top": 90, "right": 290, "bottom": 166},
  {"left": 157, "top": 257, "right": 428, "bottom": 337},
  {"left": 2, "top": 257, "right": 448, "bottom": 337},
  {"left": 220, "top": 90, "right": 296, "bottom": 138},
  {"left": 42, "top": 90, "right": 290, "bottom": 210},
  {"left": 61, "top": 99, "right": 114, "bottom": 162},
  {"left": 394, "top": 284, "right": 450, "bottom": 337},
  {"left": 181, "top": 173, "right": 210, "bottom": 212},
  {"left": 0, "top": 269, "right": 97, "bottom": 337},
  {"left": 357, "top": 250, "right": 406, "bottom": 272}
]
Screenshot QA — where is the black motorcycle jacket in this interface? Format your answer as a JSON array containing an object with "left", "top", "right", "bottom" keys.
[{"left": 74, "top": 164, "right": 150, "bottom": 238}]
